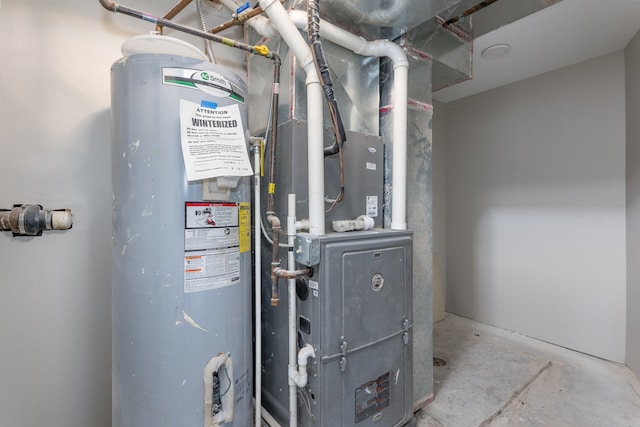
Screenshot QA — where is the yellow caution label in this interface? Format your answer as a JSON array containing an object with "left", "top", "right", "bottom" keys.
[
  {"left": 239, "top": 202, "right": 250, "bottom": 253},
  {"left": 268, "top": 183, "right": 276, "bottom": 194},
  {"left": 254, "top": 45, "right": 270, "bottom": 56}
]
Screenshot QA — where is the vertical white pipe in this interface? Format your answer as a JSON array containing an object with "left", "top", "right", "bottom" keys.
[
  {"left": 390, "top": 64, "right": 408, "bottom": 230},
  {"left": 259, "top": 0, "right": 325, "bottom": 236},
  {"left": 305, "top": 79, "right": 325, "bottom": 236},
  {"left": 253, "top": 143, "right": 262, "bottom": 427},
  {"left": 286, "top": 193, "right": 298, "bottom": 427},
  {"left": 287, "top": 11, "right": 409, "bottom": 230}
]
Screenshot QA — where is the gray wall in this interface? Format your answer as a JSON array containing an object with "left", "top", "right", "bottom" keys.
[
  {"left": 0, "top": 1, "right": 244, "bottom": 425},
  {"left": 432, "top": 100, "right": 447, "bottom": 322},
  {"left": 626, "top": 30, "right": 640, "bottom": 375},
  {"left": 444, "top": 52, "right": 627, "bottom": 362}
]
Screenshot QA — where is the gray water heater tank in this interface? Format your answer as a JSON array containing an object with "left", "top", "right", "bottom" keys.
[{"left": 111, "top": 43, "right": 252, "bottom": 427}]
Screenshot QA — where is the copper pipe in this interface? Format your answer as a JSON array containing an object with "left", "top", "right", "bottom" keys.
[
  {"left": 156, "top": 0, "right": 193, "bottom": 33},
  {"left": 267, "top": 214, "right": 282, "bottom": 306},
  {"left": 210, "top": 6, "right": 264, "bottom": 34},
  {"left": 98, "top": 0, "right": 276, "bottom": 60},
  {"left": 273, "top": 267, "right": 312, "bottom": 280},
  {"left": 209, "top": 0, "right": 285, "bottom": 34}
]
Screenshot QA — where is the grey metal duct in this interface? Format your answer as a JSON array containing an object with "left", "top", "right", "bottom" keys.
[{"left": 405, "top": 0, "right": 563, "bottom": 90}]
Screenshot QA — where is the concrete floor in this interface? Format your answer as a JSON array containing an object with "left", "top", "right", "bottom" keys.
[{"left": 416, "top": 314, "right": 640, "bottom": 427}]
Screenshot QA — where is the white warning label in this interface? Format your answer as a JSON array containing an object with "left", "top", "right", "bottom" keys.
[
  {"left": 179, "top": 99, "right": 252, "bottom": 181},
  {"left": 366, "top": 196, "right": 378, "bottom": 218},
  {"left": 184, "top": 202, "right": 241, "bottom": 293}
]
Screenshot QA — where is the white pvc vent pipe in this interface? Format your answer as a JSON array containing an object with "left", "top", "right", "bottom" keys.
[
  {"left": 287, "top": 11, "right": 409, "bottom": 230},
  {"left": 248, "top": 9, "right": 409, "bottom": 231},
  {"left": 259, "top": 0, "right": 326, "bottom": 237},
  {"left": 220, "top": 1, "right": 409, "bottom": 230}
]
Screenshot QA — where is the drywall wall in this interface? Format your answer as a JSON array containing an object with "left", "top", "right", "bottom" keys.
[
  {"left": 432, "top": 100, "right": 447, "bottom": 322},
  {"left": 626, "top": 30, "right": 640, "bottom": 375},
  {"left": 444, "top": 52, "right": 627, "bottom": 362},
  {"left": 0, "top": 1, "right": 244, "bottom": 426}
]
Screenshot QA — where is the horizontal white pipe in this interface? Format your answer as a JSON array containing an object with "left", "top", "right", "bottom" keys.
[
  {"left": 259, "top": 0, "right": 325, "bottom": 237},
  {"left": 332, "top": 215, "right": 375, "bottom": 233}
]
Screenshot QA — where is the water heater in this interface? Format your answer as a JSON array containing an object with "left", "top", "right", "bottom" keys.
[{"left": 110, "top": 43, "right": 252, "bottom": 426}]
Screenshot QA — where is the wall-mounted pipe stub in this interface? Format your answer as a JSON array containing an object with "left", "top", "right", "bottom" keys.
[{"left": 0, "top": 204, "right": 73, "bottom": 236}]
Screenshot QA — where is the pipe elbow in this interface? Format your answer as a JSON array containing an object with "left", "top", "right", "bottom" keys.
[
  {"left": 360, "top": 39, "right": 408, "bottom": 68},
  {"left": 297, "top": 344, "right": 316, "bottom": 367},
  {"left": 267, "top": 214, "right": 281, "bottom": 231},
  {"left": 287, "top": 10, "right": 308, "bottom": 31},
  {"left": 289, "top": 344, "right": 315, "bottom": 387},
  {"left": 250, "top": 15, "right": 279, "bottom": 38}
]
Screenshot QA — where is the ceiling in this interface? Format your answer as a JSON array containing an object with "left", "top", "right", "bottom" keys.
[{"left": 433, "top": 0, "right": 640, "bottom": 103}]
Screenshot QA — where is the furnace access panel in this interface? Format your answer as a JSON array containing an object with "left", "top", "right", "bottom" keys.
[{"left": 262, "top": 230, "right": 414, "bottom": 426}]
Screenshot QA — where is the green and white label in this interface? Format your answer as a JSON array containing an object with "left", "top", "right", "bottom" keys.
[{"left": 163, "top": 67, "right": 245, "bottom": 103}]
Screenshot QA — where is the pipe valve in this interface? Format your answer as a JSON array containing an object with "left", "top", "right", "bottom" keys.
[{"left": 0, "top": 204, "right": 73, "bottom": 237}]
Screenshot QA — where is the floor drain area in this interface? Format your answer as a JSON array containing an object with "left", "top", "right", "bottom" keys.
[{"left": 433, "top": 357, "right": 447, "bottom": 367}]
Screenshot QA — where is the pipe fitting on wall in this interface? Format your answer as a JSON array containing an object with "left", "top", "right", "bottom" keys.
[{"left": 0, "top": 204, "right": 73, "bottom": 237}]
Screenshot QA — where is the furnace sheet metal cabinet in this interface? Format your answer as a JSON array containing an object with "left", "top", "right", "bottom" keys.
[{"left": 262, "top": 229, "right": 414, "bottom": 426}]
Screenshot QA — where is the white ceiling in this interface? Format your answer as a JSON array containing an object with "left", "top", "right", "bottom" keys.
[{"left": 433, "top": 0, "right": 640, "bottom": 103}]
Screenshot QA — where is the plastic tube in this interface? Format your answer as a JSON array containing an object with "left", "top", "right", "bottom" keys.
[
  {"left": 389, "top": 65, "right": 408, "bottom": 230},
  {"left": 259, "top": 0, "right": 325, "bottom": 237},
  {"left": 290, "top": 344, "right": 315, "bottom": 387},
  {"left": 286, "top": 194, "right": 298, "bottom": 426},
  {"left": 332, "top": 215, "right": 375, "bottom": 233},
  {"left": 253, "top": 142, "right": 262, "bottom": 427},
  {"left": 287, "top": 10, "right": 409, "bottom": 230}
]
